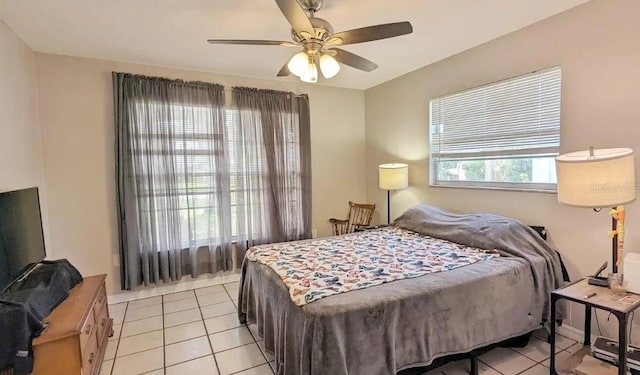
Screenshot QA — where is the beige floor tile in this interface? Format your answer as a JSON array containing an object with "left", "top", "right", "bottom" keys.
[
  {"left": 124, "top": 303, "right": 163, "bottom": 322},
  {"left": 234, "top": 363, "right": 274, "bottom": 375},
  {"left": 209, "top": 326, "right": 254, "bottom": 352},
  {"left": 163, "top": 290, "right": 196, "bottom": 303},
  {"left": 109, "top": 324, "right": 122, "bottom": 341},
  {"left": 197, "top": 291, "right": 231, "bottom": 307},
  {"left": 104, "top": 340, "right": 118, "bottom": 360},
  {"left": 201, "top": 302, "right": 236, "bottom": 319},
  {"left": 256, "top": 340, "right": 274, "bottom": 362},
  {"left": 479, "top": 347, "right": 536, "bottom": 374},
  {"left": 128, "top": 296, "right": 162, "bottom": 310},
  {"left": 247, "top": 324, "right": 261, "bottom": 340},
  {"left": 165, "top": 336, "right": 212, "bottom": 366},
  {"left": 108, "top": 302, "right": 128, "bottom": 313},
  {"left": 519, "top": 364, "right": 550, "bottom": 375},
  {"left": 440, "top": 359, "right": 499, "bottom": 375},
  {"left": 117, "top": 330, "right": 164, "bottom": 357},
  {"left": 164, "top": 297, "right": 199, "bottom": 314},
  {"left": 205, "top": 313, "right": 242, "bottom": 334},
  {"left": 165, "top": 355, "right": 219, "bottom": 375},
  {"left": 141, "top": 371, "right": 164, "bottom": 375},
  {"left": 165, "top": 320, "right": 207, "bottom": 345},
  {"left": 121, "top": 315, "right": 163, "bottom": 338},
  {"left": 223, "top": 283, "right": 240, "bottom": 297},
  {"left": 215, "top": 343, "right": 266, "bottom": 375},
  {"left": 111, "top": 347, "right": 164, "bottom": 375},
  {"left": 513, "top": 337, "right": 554, "bottom": 362},
  {"left": 164, "top": 307, "right": 202, "bottom": 328},
  {"left": 224, "top": 282, "right": 240, "bottom": 290},
  {"left": 99, "top": 359, "right": 114, "bottom": 375},
  {"left": 555, "top": 334, "right": 577, "bottom": 350},
  {"left": 111, "top": 310, "right": 125, "bottom": 325},
  {"left": 195, "top": 285, "right": 226, "bottom": 296}
]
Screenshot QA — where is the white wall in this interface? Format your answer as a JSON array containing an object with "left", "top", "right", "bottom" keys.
[
  {"left": 34, "top": 54, "right": 366, "bottom": 294},
  {"left": 0, "top": 21, "right": 49, "bottom": 251},
  {"left": 364, "top": 0, "right": 640, "bottom": 340}
]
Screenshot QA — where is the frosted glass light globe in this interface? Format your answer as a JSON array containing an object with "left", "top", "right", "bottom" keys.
[
  {"left": 319, "top": 54, "right": 340, "bottom": 79},
  {"left": 300, "top": 63, "right": 318, "bottom": 83},
  {"left": 287, "top": 52, "right": 309, "bottom": 77}
]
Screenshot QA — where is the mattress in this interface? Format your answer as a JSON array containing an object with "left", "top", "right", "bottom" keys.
[{"left": 238, "top": 205, "right": 564, "bottom": 375}]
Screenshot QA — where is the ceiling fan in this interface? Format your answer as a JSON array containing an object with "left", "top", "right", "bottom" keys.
[{"left": 207, "top": 0, "right": 413, "bottom": 83}]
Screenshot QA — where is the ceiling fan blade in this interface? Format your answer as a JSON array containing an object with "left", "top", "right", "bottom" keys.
[
  {"left": 277, "top": 62, "right": 291, "bottom": 77},
  {"left": 207, "top": 39, "right": 298, "bottom": 47},
  {"left": 275, "top": 0, "right": 315, "bottom": 39},
  {"left": 327, "top": 21, "right": 413, "bottom": 46},
  {"left": 332, "top": 48, "right": 378, "bottom": 72}
]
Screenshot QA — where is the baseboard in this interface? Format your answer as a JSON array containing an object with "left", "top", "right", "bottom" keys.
[
  {"left": 106, "top": 271, "right": 241, "bottom": 304},
  {"left": 557, "top": 324, "right": 587, "bottom": 344}
]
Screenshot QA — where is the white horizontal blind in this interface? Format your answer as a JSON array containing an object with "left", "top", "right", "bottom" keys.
[{"left": 430, "top": 66, "right": 561, "bottom": 160}]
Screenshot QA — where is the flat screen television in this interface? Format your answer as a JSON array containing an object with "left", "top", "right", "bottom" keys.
[{"left": 0, "top": 187, "right": 46, "bottom": 293}]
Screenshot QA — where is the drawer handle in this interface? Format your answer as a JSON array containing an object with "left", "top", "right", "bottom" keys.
[
  {"left": 88, "top": 352, "right": 95, "bottom": 364},
  {"left": 84, "top": 325, "right": 91, "bottom": 335}
]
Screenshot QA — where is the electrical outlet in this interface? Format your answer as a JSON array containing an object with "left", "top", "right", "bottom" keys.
[
  {"left": 312, "top": 229, "right": 317, "bottom": 238},
  {"left": 113, "top": 254, "right": 120, "bottom": 267}
]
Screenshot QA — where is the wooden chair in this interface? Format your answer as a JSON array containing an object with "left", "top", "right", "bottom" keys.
[{"left": 329, "top": 201, "right": 376, "bottom": 236}]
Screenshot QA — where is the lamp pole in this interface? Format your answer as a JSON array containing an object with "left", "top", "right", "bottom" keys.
[{"left": 387, "top": 190, "right": 391, "bottom": 225}]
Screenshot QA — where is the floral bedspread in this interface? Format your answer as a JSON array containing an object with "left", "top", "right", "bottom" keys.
[{"left": 246, "top": 226, "right": 499, "bottom": 306}]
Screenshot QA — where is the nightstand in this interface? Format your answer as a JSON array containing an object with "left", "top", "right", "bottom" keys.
[{"left": 550, "top": 278, "right": 640, "bottom": 375}]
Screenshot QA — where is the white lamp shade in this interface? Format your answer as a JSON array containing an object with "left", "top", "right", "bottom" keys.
[
  {"left": 319, "top": 54, "right": 340, "bottom": 79},
  {"left": 288, "top": 51, "right": 309, "bottom": 77},
  {"left": 300, "top": 63, "right": 318, "bottom": 83},
  {"left": 556, "top": 148, "right": 636, "bottom": 208},
  {"left": 379, "top": 163, "right": 409, "bottom": 190}
]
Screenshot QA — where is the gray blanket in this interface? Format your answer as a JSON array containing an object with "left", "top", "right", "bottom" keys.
[{"left": 238, "top": 205, "right": 565, "bottom": 375}]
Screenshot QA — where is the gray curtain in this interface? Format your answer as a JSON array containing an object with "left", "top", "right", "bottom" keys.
[
  {"left": 231, "top": 87, "right": 312, "bottom": 264},
  {"left": 114, "top": 72, "right": 232, "bottom": 290}
]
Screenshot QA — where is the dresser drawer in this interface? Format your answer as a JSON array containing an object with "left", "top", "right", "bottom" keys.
[
  {"left": 95, "top": 303, "right": 110, "bottom": 344},
  {"left": 82, "top": 329, "right": 99, "bottom": 375},
  {"left": 93, "top": 285, "right": 107, "bottom": 320},
  {"left": 79, "top": 306, "right": 96, "bottom": 351}
]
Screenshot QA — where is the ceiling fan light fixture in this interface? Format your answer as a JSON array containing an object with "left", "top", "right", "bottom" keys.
[
  {"left": 288, "top": 51, "right": 309, "bottom": 77},
  {"left": 319, "top": 54, "right": 340, "bottom": 79},
  {"left": 300, "top": 62, "right": 318, "bottom": 83}
]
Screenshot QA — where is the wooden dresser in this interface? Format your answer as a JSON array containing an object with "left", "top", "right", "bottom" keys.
[{"left": 31, "top": 275, "right": 112, "bottom": 375}]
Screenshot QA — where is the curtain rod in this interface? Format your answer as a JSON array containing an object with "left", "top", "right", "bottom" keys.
[{"left": 224, "top": 87, "right": 307, "bottom": 98}]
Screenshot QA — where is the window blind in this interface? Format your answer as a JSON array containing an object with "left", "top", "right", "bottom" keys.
[{"left": 430, "top": 66, "right": 561, "bottom": 160}]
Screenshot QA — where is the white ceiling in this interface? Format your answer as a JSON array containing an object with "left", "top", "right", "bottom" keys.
[{"left": 0, "top": 0, "right": 589, "bottom": 90}]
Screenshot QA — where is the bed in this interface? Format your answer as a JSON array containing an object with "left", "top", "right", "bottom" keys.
[{"left": 237, "top": 205, "right": 565, "bottom": 375}]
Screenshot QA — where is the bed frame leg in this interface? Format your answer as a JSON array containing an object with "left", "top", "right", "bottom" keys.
[{"left": 469, "top": 355, "right": 478, "bottom": 375}]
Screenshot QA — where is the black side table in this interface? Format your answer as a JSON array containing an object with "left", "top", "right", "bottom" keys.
[{"left": 550, "top": 278, "right": 640, "bottom": 375}]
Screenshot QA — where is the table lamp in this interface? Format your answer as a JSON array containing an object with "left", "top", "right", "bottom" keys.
[
  {"left": 378, "top": 163, "right": 409, "bottom": 224},
  {"left": 556, "top": 147, "right": 636, "bottom": 280}
]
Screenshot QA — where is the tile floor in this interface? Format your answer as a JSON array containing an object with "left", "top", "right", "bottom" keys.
[{"left": 102, "top": 282, "right": 580, "bottom": 375}]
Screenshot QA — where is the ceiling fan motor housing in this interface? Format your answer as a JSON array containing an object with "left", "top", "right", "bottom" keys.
[{"left": 291, "top": 16, "right": 333, "bottom": 43}]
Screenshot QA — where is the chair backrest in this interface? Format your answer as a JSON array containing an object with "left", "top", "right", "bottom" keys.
[{"left": 346, "top": 201, "right": 376, "bottom": 233}]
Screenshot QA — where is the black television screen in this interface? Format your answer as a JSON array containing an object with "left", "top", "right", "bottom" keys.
[{"left": 0, "top": 187, "right": 46, "bottom": 292}]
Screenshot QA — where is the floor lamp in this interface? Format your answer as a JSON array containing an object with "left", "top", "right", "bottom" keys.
[
  {"left": 556, "top": 147, "right": 636, "bottom": 279},
  {"left": 378, "top": 163, "right": 409, "bottom": 224}
]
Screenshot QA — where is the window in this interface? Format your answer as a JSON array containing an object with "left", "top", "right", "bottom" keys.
[
  {"left": 429, "top": 66, "right": 561, "bottom": 191},
  {"left": 226, "top": 107, "right": 303, "bottom": 239},
  {"left": 131, "top": 103, "right": 303, "bottom": 248}
]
